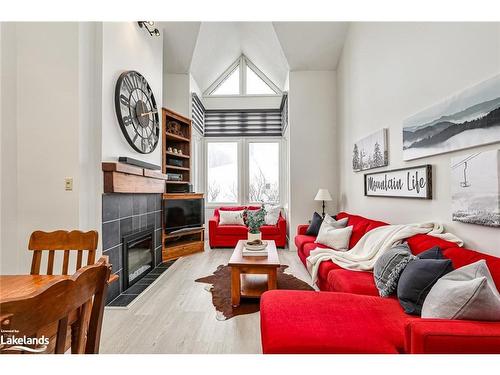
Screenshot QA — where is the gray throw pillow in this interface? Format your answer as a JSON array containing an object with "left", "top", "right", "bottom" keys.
[
  {"left": 374, "top": 243, "right": 416, "bottom": 297},
  {"left": 422, "top": 260, "right": 500, "bottom": 321}
]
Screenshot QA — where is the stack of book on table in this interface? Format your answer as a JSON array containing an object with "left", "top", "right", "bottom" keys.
[{"left": 242, "top": 240, "right": 268, "bottom": 256}]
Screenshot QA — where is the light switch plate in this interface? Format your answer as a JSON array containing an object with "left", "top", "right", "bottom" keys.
[{"left": 65, "top": 177, "right": 73, "bottom": 191}]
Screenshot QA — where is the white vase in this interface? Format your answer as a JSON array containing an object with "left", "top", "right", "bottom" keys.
[{"left": 248, "top": 231, "right": 262, "bottom": 241}]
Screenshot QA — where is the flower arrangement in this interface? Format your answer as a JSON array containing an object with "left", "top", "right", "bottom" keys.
[{"left": 245, "top": 206, "right": 267, "bottom": 234}]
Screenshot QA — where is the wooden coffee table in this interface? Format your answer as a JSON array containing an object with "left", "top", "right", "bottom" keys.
[{"left": 228, "top": 239, "right": 280, "bottom": 307}]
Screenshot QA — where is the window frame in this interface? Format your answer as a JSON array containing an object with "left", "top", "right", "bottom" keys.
[
  {"left": 204, "top": 55, "right": 282, "bottom": 97},
  {"left": 204, "top": 137, "right": 283, "bottom": 209}
]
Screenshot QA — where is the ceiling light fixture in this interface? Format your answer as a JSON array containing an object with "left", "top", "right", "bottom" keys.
[{"left": 137, "top": 21, "right": 160, "bottom": 37}]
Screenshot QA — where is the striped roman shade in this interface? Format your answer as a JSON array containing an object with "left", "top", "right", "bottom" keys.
[
  {"left": 281, "top": 92, "right": 288, "bottom": 133},
  {"left": 204, "top": 109, "right": 282, "bottom": 137},
  {"left": 191, "top": 93, "right": 205, "bottom": 135}
]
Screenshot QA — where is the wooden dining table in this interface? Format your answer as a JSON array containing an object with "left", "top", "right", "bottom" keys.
[{"left": 0, "top": 273, "right": 118, "bottom": 353}]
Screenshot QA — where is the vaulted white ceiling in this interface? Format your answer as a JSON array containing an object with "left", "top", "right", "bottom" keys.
[{"left": 160, "top": 21, "right": 349, "bottom": 93}]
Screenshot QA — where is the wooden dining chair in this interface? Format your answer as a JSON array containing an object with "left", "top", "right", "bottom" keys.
[
  {"left": 28, "top": 230, "right": 98, "bottom": 275},
  {"left": 0, "top": 257, "right": 111, "bottom": 354}
]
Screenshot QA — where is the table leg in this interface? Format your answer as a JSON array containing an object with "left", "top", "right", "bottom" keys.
[
  {"left": 268, "top": 268, "right": 277, "bottom": 290},
  {"left": 231, "top": 267, "right": 241, "bottom": 307}
]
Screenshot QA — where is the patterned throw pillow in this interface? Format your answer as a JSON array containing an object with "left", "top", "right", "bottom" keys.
[
  {"left": 219, "top": 210, "right": 245, "bottom": 225},
  {"left": 263, "top": 204, "right": 281, "bottom": 225},
  {"left": 374, "top": 243, "right": 416, "bottom": 297}
]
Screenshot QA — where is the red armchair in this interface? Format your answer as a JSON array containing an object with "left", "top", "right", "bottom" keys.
[{"left": 209, "top": 206, "right": 287, "bottom": 248}]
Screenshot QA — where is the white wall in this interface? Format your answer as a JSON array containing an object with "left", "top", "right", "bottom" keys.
[
  {"left": 163, "top": 73, "right": 190, "bottom": 116},
  {"left": 1, "top": 23, "right": 84, "bottom": 274},
  {"left": 288, "top": 71, "right": 337, "bottom": 247},
  {"left": 101, "top": 22, "right": 163, "bottom": 165},
  {"left": 337, "top": 22, "right": 500, "bottom": 256}
]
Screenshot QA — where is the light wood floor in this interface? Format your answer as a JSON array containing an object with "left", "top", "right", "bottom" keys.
[{"left": 99, "top": 244, "right": 312, "bottom": 354}]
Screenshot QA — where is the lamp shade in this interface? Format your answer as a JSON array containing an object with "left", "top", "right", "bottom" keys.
[{"left": 314, "top": 188, "right": 332, "bottom": 201}]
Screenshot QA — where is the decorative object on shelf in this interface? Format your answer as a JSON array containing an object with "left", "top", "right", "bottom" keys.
[
  {"left": 167, "top": 147, "right": 173, "bottom": 153},
  {"left": 246, "top": 207, "right": 267, "bottom": 241},
  {"left": 117, "top": 156, "right": 160, "bottom": 170},
  {"left": 178, "top": 149, "right": 183, "bottom": 155},
  {"left": 167, "top": 158, "right": 184, "bottom": 167},
  {"left": 451, "top": 150, "right": 500, "bottom": 227},
  {"left": 114, "top": 70, "right": 159, "bottom": 154},
  {"left": 173, "top": 148, "right": 178, "bottom": 154},
  {"left": 353, "top": 128, "right": 389, "bottom": 172},
  {"left": 166, "top": 173, "right": 183, "bottom": 181},
  {"left": 364, "top": 165, "right": 432, "bottom": 199},
  {"left": 137, "top": 21, "right": 160, "bottom": 37},
  {"left": 314, "top": 188, "right": 333, "bottom": 218},
  {"left": 403, "top": 73, "right": 500, "bottom": 161},
  {"left": 166, "top": 121, "right": 185, "bottom": 137}
]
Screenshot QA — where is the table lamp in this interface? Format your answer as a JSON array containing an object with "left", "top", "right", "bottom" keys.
[{"left": 314, "top": 188, "right": 332, "bottom": 218}]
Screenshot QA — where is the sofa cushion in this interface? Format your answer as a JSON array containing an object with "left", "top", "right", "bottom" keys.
[
  {"left": 442, "top": 247, "right": 500, "bottom": 291},
  {"left": 422, "top": 260, "right": 500, "bottom": 321},
  {"left": 327, "top": 269, "right": 379, "bottom": 296},
  {"left": 397, "top": 258, "right": 454, "bottom": 315},
  {"left": 261, "top": 290, "right": 414, "bottom": 354},
  {"left": 216, "top": 225, "right": 248, "bottom": 236},
  {"left": 219, "top": 210, "right": 245, "bottom": 225},
  {"left": 336, "top": 212, "right": 388, "bottom": 248},
  {"left": 406, "top": 234, "right": 459, "bottom": 255},
  {"left": 374, "top": 243, "right": 416, "bottom": 297},
  {"left": 315, "top": 225, "right": 352, "bottom": 251},
  {"left": 306, "top": 212, "right": 323, "bottom": 236},
  {"left": 260, "top": 225, "right": 280, "bottom": 236},
  {"left": 417, "top": 246, "right": 444, "bottom": 259},
  {"left": 295, "top": 234, "right": 316, "bottom": 251},
  {"left": 218, "top": 206, "right": 246, "bottom": 211}
]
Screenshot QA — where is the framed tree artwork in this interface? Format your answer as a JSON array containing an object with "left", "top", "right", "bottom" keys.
[{"left": 352, "top": 129, "right": 388, "bottom": 172}]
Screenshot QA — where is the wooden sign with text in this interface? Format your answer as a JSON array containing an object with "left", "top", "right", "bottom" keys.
[{"left": 364, "top": 165, "right": 432, "bottom": 199}]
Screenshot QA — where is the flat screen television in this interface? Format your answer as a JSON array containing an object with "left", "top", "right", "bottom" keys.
[{"left": 164, "top": 198, "right": 204, "bottom": 233}]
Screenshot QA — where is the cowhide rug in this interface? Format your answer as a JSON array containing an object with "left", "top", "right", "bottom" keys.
[{"left": 195, "top": 264, "right": 314, "bottom": 320}]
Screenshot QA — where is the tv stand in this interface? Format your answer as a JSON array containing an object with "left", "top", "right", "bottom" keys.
[{"left": 162, "top": 192, "right": 205, "bottom": 261}]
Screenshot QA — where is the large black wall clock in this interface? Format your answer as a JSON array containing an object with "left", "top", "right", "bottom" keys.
[{"left": 115, "top": 70, "right": 160, "bottom": 154}]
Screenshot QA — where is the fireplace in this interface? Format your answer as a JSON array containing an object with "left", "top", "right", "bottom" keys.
[{"left": 122, "top": 228, "right": 155, "bottom": 290}]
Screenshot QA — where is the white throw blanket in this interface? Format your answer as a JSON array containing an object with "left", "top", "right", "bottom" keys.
[{"left": 306, "top": 222, "right": 463, "bottom": 284}]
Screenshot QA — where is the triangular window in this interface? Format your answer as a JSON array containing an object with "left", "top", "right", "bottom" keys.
[
  {"left": 211, "top": 66, "right": 240, "bottom": 95},
  {"left": 246, "top": 66, "right": 275, "bottom": 95},
  {"left": 205, "top": 55, "right": 281, "bottom": 96}
]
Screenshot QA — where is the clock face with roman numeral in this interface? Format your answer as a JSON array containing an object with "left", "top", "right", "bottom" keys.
[{"left": 114, "top": 70, "right": 160, "bottom": 154}]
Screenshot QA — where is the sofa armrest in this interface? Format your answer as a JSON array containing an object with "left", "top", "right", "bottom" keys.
[
  {"left": 277, "top": 215, "right": 286, "bottom": 232},
  {"left": 297, "top": 224, "right": 309, "bottom": 236},
  {"left": 405, "top": 319, "right": 500, "bottom": 354},
  {"left": 209, "top": 215, "right": 219, "bottom": 232}
]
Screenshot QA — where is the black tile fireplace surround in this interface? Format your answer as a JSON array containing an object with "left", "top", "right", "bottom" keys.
[{"left": 102, "top": 193, "right": 163, "bottom": 304}]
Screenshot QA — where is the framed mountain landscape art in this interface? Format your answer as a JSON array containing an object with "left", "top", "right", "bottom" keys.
[
  {"left": 451, "top": 150, "right": 500, "bottom": 227},
  {"left": 352, "top": 128, "right": 388, "bottom": 171},
  {"left": 403, "top": 73, "right": 500, "bottom": 161}
]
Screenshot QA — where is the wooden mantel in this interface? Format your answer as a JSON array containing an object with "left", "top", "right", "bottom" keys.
[{"left": 102, "top": 162, "right": 167, "bottom": 193}]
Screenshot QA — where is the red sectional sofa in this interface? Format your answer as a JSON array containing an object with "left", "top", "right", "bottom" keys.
[
  {"left": 260, "top": 211, "right": 500, "bottom": 354},
  {"left": 208, "top": 206, "right": 287, "bottom": 248}
]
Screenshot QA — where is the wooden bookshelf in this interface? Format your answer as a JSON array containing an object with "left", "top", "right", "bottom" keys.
[
  {"left": 161, "top": 110, "right": 205, "bottom": 261},
  {"left": 162, "top": 108, "right": 192, "bottom": 189}
]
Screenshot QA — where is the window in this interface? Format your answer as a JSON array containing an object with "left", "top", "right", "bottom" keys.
[
  {"left": 207, "top": 142, "right": 238, "bottom": 203},
  {"left": 246, "top": 66, "right": 275, "bottom": 95},
  {"left": 248, "top": 142, "right": 280, "bottom": 203},
  {"left": 211, "top": 66, "right": 240, "bottom": 96},
  {"left": 205, "top": 139, "right": 281, "bottom": 206},
  {"left": 205, "top": 55, "right": 281, "bottom": 96}
]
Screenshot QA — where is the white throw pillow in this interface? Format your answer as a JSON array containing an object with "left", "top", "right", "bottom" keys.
[
  {"left": 317, "top": 214, "right": 348, "bottom": 234},
  {"left": 263, "top": 204, "right": 281, "bottom": 225},
  {"left": 315, "top": 225, "right": 353, "bottom": 251},
  {"left": 219, "top": 210, "right": 245, "bottom": 226},
  {"left": 422, "top": 260, "right": 500, "bottom": 321}
]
